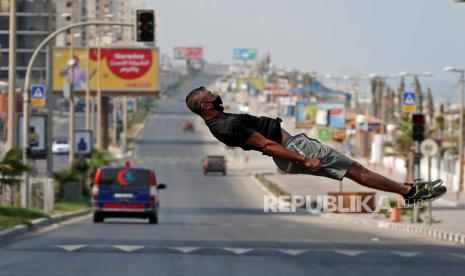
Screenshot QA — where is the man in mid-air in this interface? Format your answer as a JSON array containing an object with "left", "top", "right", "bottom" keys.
[{"left": 185, "top": 86, "right": 446, "bottom": 205}]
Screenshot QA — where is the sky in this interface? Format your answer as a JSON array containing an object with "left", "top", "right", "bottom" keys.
[{"left": 145, "top": 0, "right": 465, "bottom": 102}]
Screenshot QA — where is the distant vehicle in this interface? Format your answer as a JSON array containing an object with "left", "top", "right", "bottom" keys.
[
  {"left": 203, "top": 155, "right": 227, "bottom": 175},
  {"left": 181, "top": 120, "right": 195, "bottom": 131},
  {"left": 52, "top": 138, "right": 69, "bottom": 154},
  {"left": 92, "top": 164, "right": 166, "bottom": 224}
]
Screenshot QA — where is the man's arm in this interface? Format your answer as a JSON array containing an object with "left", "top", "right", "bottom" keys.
[{"left": 245, "top": 131, "right": 321, "bottom": 170}]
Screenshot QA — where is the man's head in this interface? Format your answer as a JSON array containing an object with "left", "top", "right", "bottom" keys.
[{"left": 185, "top": 86, "right": 224, "bottom": 115}]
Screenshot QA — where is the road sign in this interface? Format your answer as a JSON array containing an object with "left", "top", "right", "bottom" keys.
[
  {"left": 31, "top": 85, "right": 46, "bottom": 106},
  {"left": 401, "top": 91, "right": 416, "bottom": 113},
  {"left": 420, "top": 139, "right": 439, "bottom": 157},
  {"left": 233, "top": 48, "right": 257, "bottom": 60}
]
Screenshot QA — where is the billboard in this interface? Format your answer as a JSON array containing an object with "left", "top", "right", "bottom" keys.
[
  {"left": 75, "top": 130, "right": 92, "bottom": 158},
  {"left": 52, "top": 48, "right": 159, "bottom": 92},
  {"left": 17, "top": 114, "right": 47, "bottom": 159},
  {"left": 295, "top": 102, "right": 346, "bottom": 129},
  {"left": 233, "top": 48, "right": 257, "bottom": 60},
  {"left": 173, "top": 47, "right": 203, "bottom": 60}
]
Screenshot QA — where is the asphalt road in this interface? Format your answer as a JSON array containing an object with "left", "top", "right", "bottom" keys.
[{"left": 1, "top": 73, "right": 465, "bottom": 275}]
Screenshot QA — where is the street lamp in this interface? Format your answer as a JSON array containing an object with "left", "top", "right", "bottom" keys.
[{"left": 443, "top": 66, "right": 465, "bottom": 198}]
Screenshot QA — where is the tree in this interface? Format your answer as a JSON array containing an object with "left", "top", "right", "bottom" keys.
[
  {"left": 383, "top": 116, "right": 414, "bottom": 181},
  {"left": 0, "top": 148, "right": 30, "bottom": 185},
  {"left": 0, "top": 148, "right": 31, "bottom": 205}
]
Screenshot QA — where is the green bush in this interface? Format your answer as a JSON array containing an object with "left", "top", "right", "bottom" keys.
[{"left": 54, "top": 169, "right": 80, "bottom": 199}]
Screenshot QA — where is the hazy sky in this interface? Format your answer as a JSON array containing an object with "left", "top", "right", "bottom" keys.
[{"left": 145, "top": 0, "right": 465, "bottom": 101}]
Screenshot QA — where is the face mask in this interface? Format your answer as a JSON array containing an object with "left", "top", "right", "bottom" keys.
[{"left": 206, "top": 96, "right": 224, "bottom": 112}]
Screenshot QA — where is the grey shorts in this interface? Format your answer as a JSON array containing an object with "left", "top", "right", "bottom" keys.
[{"left": 273, "top": 133, "right": 353, "bottom": 181}]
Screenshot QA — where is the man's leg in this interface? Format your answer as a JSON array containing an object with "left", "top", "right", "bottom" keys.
[{"left": 344, "top": 161, "right": 411, "bottom": 195}]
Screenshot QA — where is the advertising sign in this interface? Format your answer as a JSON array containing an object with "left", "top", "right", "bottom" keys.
[
  {"left": 31, "top": 85, "right": 46, "bottom": 106},
  {"left": 295, "top": 102, "right": 346, "bottom": 129},
  {"left": 17, "top": 114, "right": 47, "bottom": 159},
  {"left": 315, "top": 109, "right": 329, "bottom": 126},
  {"left": 52, "top": 48, "right": 159, "bottom": 92},
  {"left": 75, "top": 130, "right": 92, "bottom": 158},
  {"left": 318, "top": 128, "right": 332, "bottom": 141},
  {"left": 173, "top": 47, "right": 203, "bottom": 60},
  {"left": 233, "top": 48, "right": 257, "bottom": 60}
]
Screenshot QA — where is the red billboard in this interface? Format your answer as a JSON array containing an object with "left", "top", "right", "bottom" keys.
[{"left": 173, "top": 47, "right": 203, "bottom": 60}]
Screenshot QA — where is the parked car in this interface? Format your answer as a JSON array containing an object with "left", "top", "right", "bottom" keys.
[
  {"left": 92, "top": 163, "right": 166, "bottom": 224},
  {"left": 202, "top": 155, "right": 227, "bottom": 175},
  {"left": 52, "top": 138, "right": 69, "bottom": 154}
]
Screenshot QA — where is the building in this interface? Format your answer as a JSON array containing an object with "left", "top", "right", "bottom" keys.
[
  {"left": 55, "top": 0, "right": 143, "bottom": 48},
  {"left": 0, "top": 0, "right": 53, "bottom": 85}
]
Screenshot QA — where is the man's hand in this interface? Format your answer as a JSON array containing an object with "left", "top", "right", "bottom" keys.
[{"left": 302, "top": 157, "right": 321, "bottom": 171}]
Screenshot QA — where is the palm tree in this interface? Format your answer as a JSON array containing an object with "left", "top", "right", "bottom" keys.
[
  {"left": 0, "top": 148, "right": 31, "bottom": 205},
  {"left": 383, "top": 115, "right": 414, "bottom": 181}
]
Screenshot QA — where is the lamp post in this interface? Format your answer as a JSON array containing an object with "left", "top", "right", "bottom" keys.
[
  {"left": 444, "top": 66, "right": 465, "bottom": 199},
  {"left": 6, "top": 0, "right": 16, "bottom": 151}
]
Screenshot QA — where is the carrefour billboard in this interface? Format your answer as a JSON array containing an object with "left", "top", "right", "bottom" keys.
[
  {"left": 52, "top": 48, "right": 159, "bottom": 92},
  {"left": 295, "top": 102, "right": 346, "bottom": 129}
]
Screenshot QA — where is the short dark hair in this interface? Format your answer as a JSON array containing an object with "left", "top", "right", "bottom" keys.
[{"left": 185, "top": 86, "right": 206, "bottom": 114}]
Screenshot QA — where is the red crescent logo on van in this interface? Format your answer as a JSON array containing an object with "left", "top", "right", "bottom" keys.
[{"left": 117, "top": 169, "right": 130, "bottom": 186}]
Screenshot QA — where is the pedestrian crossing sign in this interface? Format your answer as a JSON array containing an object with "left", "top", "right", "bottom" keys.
[
  {"left": 401, "top": 91, "right": 416, "bottom": 113},
  {"left": 31, "top": 85, "right": 46, "bottom": 106}
]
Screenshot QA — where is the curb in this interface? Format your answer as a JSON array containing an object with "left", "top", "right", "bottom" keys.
[
  {"left": 0, "top": 209, "right": 91, "bottom": 244},
  {"left": 376, "top": 220, "right": 465, "bottom": 245}
]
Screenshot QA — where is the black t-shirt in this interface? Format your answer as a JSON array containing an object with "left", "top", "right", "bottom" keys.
[{"left": 205, "top": 112, "right": 282, "bottom": 152}]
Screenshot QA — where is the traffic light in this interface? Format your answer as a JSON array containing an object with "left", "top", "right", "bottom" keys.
[
  {"left": 136, "top": 9, "right": 155, "bottom": 42},
  {"left": 412, "top": 113, "right": 425, "bottom": 142}
]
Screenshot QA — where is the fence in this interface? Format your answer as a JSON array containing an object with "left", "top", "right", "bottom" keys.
[{"left": 0, "top": 177, "right": 54, "bottom": 212}]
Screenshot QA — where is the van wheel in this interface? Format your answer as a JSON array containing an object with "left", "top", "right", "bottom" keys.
[
  {"left": 222, "top": 171, "right": 227, "bottom": 176},
  {"left": 148, "top": 214, "right": 158, "bottom": 224},
  {"left": 93, "top": 213, "right": 104, "bottom": 223}
]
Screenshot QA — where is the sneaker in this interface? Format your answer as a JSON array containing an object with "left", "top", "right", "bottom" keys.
[
  {"left": 406, "top": 178, "right": 443, "bottom": 188},
  {"left": 404, "top": 179, "right": 447, "bottom": 206}
]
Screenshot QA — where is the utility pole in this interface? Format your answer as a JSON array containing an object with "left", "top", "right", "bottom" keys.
[
  {"left": 6, "top": 0, "right": 17, "bottom": 150},
  {"left": 112, "top": 97, "right": 118, "bottom": 144},
  {"left": 122, "top": 96, "right": 128, "bottom": 148},
  {"left": 45, "top": 0, "right": 54, "bottom": 177},
  {"left": 85, "top": 32, "right": 91, "bottom": 130},
  {"left": 96, "top": 35, "right": 102, "bottom": 149},
  {"left": 68, "top": 4, "right": 76, "bottom": 167}
]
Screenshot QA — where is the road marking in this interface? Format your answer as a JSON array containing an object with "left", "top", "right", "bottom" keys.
[
  {"left": 170, "top": 247, "right": 201, "bottom": 254},
  {"left": 371, "top": 237, "right": 380, "bottom": 242},
  {"left": 334, "top": 250, "right": 364, "bottom": 256},
  {"left": 390, "top": 251, "right": 420, "bottom": 258},
  {"left": 222, "top": 247, "right": 252, "bottom": 255},
  {"left": 56, "top": 245, "right": 87, "bottom": 252},
  {"left": 249, "top": 223, "right": 266, "bottom": 228},
  {"left": 278, "top": 249, "right": 308, "bottom": 256},
  {"left": 449, "top": 253, "right": 465, "bottom": 260},
  {"left": 281, "top": 225, "right": 297, "bottom": 229},
  {"left": 114, "top": 245, "right": 145, "bottom": 253}
]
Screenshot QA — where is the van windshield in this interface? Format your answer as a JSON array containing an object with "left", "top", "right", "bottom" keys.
[{"left": 98, "top": 168, "right": 151, "bottom": 187}]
